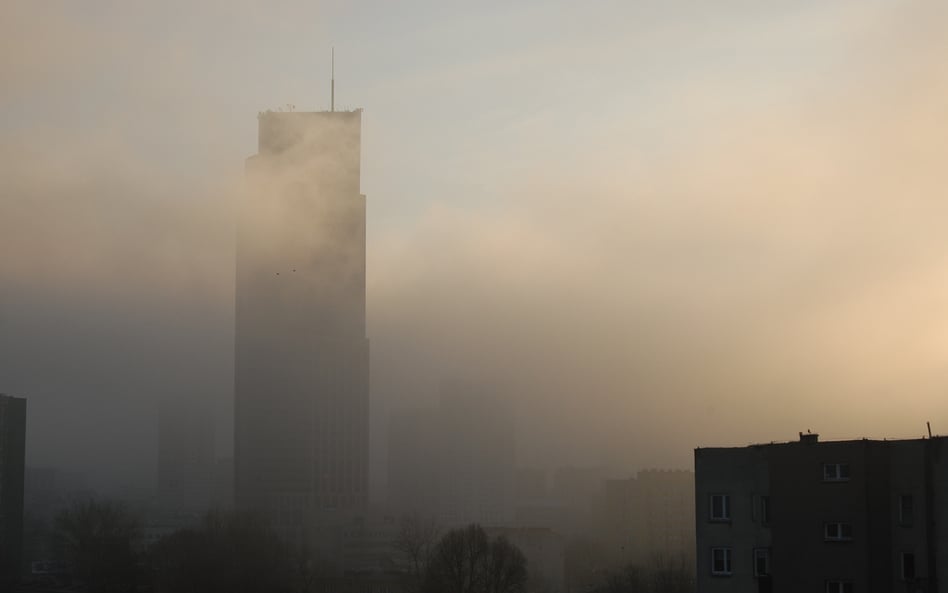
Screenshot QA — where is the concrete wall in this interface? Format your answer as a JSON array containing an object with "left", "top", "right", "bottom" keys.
[
  {"left": 696, "top": 436, "right": 948, "bottom": 593},
  {"left": 695, "top": 446, "right": 770, "bottom": 593}
]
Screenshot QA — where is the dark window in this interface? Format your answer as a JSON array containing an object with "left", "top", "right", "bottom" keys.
[
  {"left": 761, "top": 495, "right": 771, "bottom": 525},
  {"left": 753, "top": 548, "right": 770, "bottom": 577},
  {"left": 825, "top": 522, "right": 853, "bottom": 541},
  {"left": 710, "top": 494, "right": 730, "bottom": 521},
  {"left": 823, "top": 463, "right": 851, "bottom": 481},
  {"left": 899, "top": 495, "right": 914, "bottom": 526},
  {"left": 825, "top": 582, "right": 854, "bottom": 593},
  {"left": 711, "top": 548, "right": 732, "bottom": 575},
  {"left": 902, "top": 552, "right": 916, "bottom": 581}
]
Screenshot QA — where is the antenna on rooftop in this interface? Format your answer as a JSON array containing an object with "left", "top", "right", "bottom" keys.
[{"left": 331, "top": 47, "right": 335, "bottom": 112}]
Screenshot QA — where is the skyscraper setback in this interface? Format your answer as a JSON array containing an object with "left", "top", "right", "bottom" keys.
[{"left": 235, "top": 109, "right": 369, "bottom": 542}]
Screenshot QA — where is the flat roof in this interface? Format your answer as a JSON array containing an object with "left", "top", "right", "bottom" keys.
[{"left": 696, "top": 434, "right": 946, "bottom": 451}]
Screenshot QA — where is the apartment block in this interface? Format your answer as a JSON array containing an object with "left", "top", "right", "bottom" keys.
[{"left": 695, "top": 433, "right": 948, "bottom": 593}]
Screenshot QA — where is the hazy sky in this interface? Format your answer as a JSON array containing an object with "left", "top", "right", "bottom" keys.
[{"left": 3, "top": 0, "right": 948, "bottom": 493}]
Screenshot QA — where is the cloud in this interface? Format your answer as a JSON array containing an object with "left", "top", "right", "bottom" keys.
[{"left": 369, "top": 1, "right": 948, "bottom": 467}]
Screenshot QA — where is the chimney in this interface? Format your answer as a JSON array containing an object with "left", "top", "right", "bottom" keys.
[{"left": 799, "top": 431, "right": 819, "bottom": 444}]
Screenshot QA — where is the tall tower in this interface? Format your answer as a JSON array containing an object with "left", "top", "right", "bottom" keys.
[{"left": 235, "top": 109, "right": 369, "bottom": 542}]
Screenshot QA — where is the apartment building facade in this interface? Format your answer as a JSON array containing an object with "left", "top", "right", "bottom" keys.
[{"left": 695, "top": 434, "right": 948, "bottom": 593}]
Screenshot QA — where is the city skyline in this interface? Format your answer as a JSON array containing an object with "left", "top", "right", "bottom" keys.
[
  {"left": 7, "top": 2, "right": 948, "bottom": 591},
  {"left": 3, "top": 0, "right": 948, "bottom": 496}
]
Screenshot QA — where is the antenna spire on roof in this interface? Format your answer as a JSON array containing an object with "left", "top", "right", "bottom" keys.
[{"left": 331, "top": 47, "right": 335, "bottom": 112}]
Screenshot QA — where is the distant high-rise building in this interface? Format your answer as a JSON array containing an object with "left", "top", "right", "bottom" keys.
[
  {"left": 235, "top": 109, "right": 369, "bottom": 543},
  {"left": 387, "top": 406, "right": 439, "bottom": 517},
  {"left": 509, "top": 466, "right": 612, "bottom": 538},
  {"left": 695, "top": 433, "right": 948, "bottom": 593},
  {"left": 515, "top": 467, "right": 550, "bottom": 507},
  {"left": 632, "top": 469, "right": 695, "bottom": 562},
  {"left": 437, "top": 383, "right": 516, "bottom": 527},
  {"left": 388, "top": 382, "right": 515, "bottom": 527},
  {"left": 594, "top": 469, "right": 695, "bottom": 567},
  {"left": 24, "top": 466, "right": 89, "bottom": 520},
  {"left": 0, "top": 394, "right": 26, "bottom": 585},
  {"left": 157, "top": 395, "right": 215, "bottom": 511},
  {"left": 552, "top": 466, "right": 611, "bottom": 512}
]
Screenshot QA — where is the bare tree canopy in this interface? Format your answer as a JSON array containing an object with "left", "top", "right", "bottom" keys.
[
  {"left": 423, "top": 524, "right": 527, "bottom": 593},
  {"left": 150, "top": 510, "right": 292, "bottom": 593},
  {"left": 394, "top": 513, "right": 441, "bottom": 591},
  {"left": 53, "top": 499, "right": 142, "bottom": 593},
  {"left": 594, "top": 554, "right": 694, "bottom": 593}
]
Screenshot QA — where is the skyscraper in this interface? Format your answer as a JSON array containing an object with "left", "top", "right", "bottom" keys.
[
  {"left": 388, "top": 381, "right": 516, "bottom": 527},
  {"left": 437, "top": 384, "right": 516, "bottom": 527},
  {"left": 157, "top": 394, "right": 215, "bottom": 511},
  {"left": 0, "top": 393, "right": 26, "bottom": 586},
  {"left": 235, "top": 109, "right": 369, "bottom": 542}
]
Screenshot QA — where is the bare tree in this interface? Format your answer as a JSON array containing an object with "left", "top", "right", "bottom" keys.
[
  {"left": 290, "top": 534, "right": 337, "bottom": 593},
  {"left": 150, "top": 509, "right": 292, "bottom": 593},
  {"left": 601, "top": 565, "right": 648, "bottom": 593},
  {"left": 564, "top": 537, "right": 607, "bottom": 593},
  {"left": 593, "top": 553, "right": 695, "bottom": 593},
  {"left": 52, "top": 499, "right": 142, "bottom": 593},
  {"left": 484, "top": 535, "right": 527, "bottom": 593},
  {"left": 423, "top": 524, "right": 526, "bottom": 593},
  {"left": 394, "top": 513, "right": 441, "bottom": 589},
  {"left": 647, "top": 553, "right": 693, "bottom": 593}
]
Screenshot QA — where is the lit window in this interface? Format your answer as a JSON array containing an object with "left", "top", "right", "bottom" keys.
[
  {"left": 823, "top": 463, "right": 851, "bottom": 481},
  {"left": 753, "top": 548, "right": 770, "bottom": 577},
  {"left": 825, "top": 581, "right": 853, "bottom": 593},
  {"left": 824, "top": 522, "right": 853, "bottom": 541},
  {"left": 710, "top": 494, "right": 730, "bottom": 521},
  {"left": 901, "top": 552, "right": 916, "bottom": 581},
  {"left": 711, "top": 548, "right": 732, "bottom": 575},
  {"left": 899, "top": 495, "right": 914, "bottom": 526}
]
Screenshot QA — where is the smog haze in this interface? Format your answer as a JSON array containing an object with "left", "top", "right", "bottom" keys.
[{"left": 3, "top": 0, "right": 948, "bottom": 497}]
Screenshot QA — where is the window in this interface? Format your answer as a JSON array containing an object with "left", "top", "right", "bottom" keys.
[
  {"left": 824, "top": 522, "right": 854, "bottom": 541},
  {"left": 711, "top": 548, "right": 732, "bottom": 575},
  {"left": 823, "top": 463, "right": 851, "bottom": 481},
  {"left": 899, "top": 494, "right": 914, "bottom": 526},
  {"left": 753, "top": 548, "right": 770, "bottom": 577},
  {"left": 710, "top": 494, "right": 730, "bottom": 521},
  {"left": 901, "top": 552, "right": 916, "bottom": 581},
  {"left": 761, "top": 495, "right": 771, "bottom": 525},
  {"left": 825, "top": 581, "right": 853, "bottom": 593}
]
